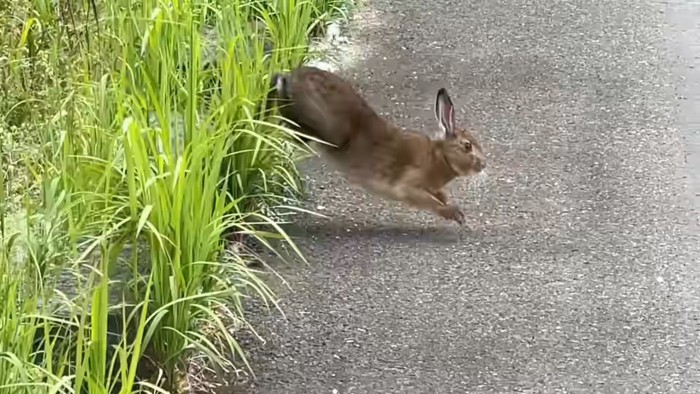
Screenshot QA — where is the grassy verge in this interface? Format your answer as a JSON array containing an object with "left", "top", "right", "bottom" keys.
[{"left": 0, "top": 0, "right": 358, "bottom": 392}]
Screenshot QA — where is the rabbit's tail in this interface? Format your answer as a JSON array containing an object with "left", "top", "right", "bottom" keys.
[
  {"left": 256, "top": 73, "right": 286, "bottom": 120},
  {"left": 264, "top": 73, "right": 313, "bottom": 143},
  {"left": 263, "top": 72, "right": 290, "bottom": 114},
  {"left": 270, "top": 73, "right": 290, "bottom": 99}
]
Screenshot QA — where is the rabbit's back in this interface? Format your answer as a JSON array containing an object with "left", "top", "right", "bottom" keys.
[{"left": 274, "top": 67, "right": 388, "bottom": 148}]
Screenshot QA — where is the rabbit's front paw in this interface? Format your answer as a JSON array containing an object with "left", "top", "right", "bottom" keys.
[
  {"left": 432, "top": 189, "right": 449, "bottom": 205},
  {"left": 438, "top": 205, "right": 465, "bottom": 225}
]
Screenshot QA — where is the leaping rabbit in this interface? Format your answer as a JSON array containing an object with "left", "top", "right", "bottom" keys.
[{"left": 269, "top": 66, "right": 486, "bottom": 225}]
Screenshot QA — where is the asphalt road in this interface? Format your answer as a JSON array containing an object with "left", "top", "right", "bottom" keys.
[{"left": 236, "top": 0, "right": 700, "bottom": 392}]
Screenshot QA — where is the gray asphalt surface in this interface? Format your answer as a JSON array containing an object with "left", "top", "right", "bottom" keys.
[{"left": 236, "top": 0, "right": 700, "bottom": 392}]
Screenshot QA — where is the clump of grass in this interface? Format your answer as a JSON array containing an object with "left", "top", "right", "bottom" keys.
[
  {"left": 2, "top": 0, "right": 362, "bottom": 391},
  {"left": 0, "top": 229, "right": 47, "bottom": 393}
]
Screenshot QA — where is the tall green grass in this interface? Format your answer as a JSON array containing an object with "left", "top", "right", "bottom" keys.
[{"left": 0, "top": 0, "right": 359, "bottom": 392}]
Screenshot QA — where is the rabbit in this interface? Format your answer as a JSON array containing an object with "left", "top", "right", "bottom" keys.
[{"left": 268, "top": 66, "right": 486, "bottom": 225}]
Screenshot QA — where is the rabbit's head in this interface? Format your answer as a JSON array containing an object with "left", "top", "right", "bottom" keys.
[{"left": 433, "top": 88, "right": 486, "bottom": 176}]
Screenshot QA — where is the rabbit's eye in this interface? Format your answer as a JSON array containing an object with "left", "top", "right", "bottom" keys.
[{"left": 463, "top": 141, "right": 472, "bottom": 151}]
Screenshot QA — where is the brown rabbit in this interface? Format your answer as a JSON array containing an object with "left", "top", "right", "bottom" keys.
[{"left": 269, "top": 66, "right": 486, "bottom": 224}]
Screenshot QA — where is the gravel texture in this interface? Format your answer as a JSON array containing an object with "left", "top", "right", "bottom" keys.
[{"left": 234, "top": 0, "right": 700, "bottom": 392}]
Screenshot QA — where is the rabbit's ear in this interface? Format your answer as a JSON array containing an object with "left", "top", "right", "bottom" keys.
[{"left": 435, "top": 88, "right": 456, "bottom": 138}]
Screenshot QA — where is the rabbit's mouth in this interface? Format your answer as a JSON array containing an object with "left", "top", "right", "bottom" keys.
[
  {"left": 465, "top": 159, "right": 486, "bottom": 176},
  {"left": 464, "top": 159, "right": 488, "bottom": 179}
]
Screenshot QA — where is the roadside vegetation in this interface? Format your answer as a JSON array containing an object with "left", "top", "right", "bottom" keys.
[{"left": 0, "top": 0, "right": 356, "bottom": 392}]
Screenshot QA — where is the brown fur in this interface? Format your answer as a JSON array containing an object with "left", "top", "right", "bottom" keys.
[{"left": 269, "top": 66, "right": 486, "bottom": 224}]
